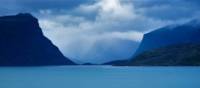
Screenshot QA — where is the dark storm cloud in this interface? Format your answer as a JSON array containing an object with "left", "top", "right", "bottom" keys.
[
  {"left": 1, "top": 0, "right": 200, "bottom": 21},
  {"left": 132, "top": 0, "right": 200, "bottom": 20},
  {"left": 0, "top": 0, "right": 94, "bottom": 15}
]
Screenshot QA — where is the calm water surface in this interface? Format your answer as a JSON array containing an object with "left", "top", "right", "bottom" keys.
[{"left": 0, "top": 66, "right": 200, "bottom": 88}]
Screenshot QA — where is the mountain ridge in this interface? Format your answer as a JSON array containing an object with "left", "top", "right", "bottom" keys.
[
  {"left": 135, "top": 19, "right": 200, "bottom": 55},
  {"left": 0, "top": 13, "right": 76, "bottom": 66}
]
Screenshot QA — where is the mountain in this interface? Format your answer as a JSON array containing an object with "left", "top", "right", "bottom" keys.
[
  {"left": 128, "top": 43, "right": 200, "bottom": 66},
  {"left": 106, "top": 43, "right": 200, "bottom": 66},
  {"left": 0, "top": 13, "right": 76, "bottom": 66},
  {"left": 135, "top": 20, "right": 200, "bottom": 55},
  {"left": 106, "top": 19, "right": 200, "bottom": 66}
]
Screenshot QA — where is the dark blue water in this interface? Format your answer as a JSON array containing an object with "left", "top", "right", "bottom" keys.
[{"left": 0, "top": 66, "right": 200, "bottom": 88}]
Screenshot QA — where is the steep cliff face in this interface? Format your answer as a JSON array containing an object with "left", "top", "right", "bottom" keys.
[
  {"left": 135, "top": 20, "right": 200, "bottom": 55},
  {"left": 0, "top": 13, "right": 75, "bottom": 66}
]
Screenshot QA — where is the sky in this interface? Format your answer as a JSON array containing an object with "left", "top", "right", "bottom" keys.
[{"left": 0, "top": 0, "right": 200, "bottom": 64}]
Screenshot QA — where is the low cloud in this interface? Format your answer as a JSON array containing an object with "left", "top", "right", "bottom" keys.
[{"left": 39, "top": 0, "right": 147, "bottom": 63}]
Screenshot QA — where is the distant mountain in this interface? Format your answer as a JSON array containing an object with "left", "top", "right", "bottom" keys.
[
  {"left": 78, "top": 38, "right": 139, "bottom": 64},
  {"left": 106, "top": 19, "right": 200, "bottom": 66},
  {"left": 0, "top": 13, "right": 76, "bottom": 66},
  {"left": 104, "top": 60, "right": 129, "bottom": 66}
]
